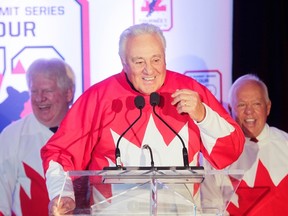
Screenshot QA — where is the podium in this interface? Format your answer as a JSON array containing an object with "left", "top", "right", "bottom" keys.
[{"left": 59, "top": 167, "right": 243, "bottom": 215}]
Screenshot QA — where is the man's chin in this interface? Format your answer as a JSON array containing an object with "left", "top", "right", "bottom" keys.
[{"left": 242, "top": 127, "right": 256, "bottom": 138}]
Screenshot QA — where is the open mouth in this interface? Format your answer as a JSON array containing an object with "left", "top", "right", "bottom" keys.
[
  {"left": 143, "top": 76, "right": 156, "bottom": 81},
  {"left": 245, "top": 118, "right": 255, "bottom": 123},
  {"left": 244, "top": 118, "right": 256, "bottom": 126},
  {"left": 38, "top": 104, "right": 50, "bottom": 111}
]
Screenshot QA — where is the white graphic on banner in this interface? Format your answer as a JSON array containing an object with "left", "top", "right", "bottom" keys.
[
  {"left": 185, "top": 70, "right": 222, "bottom": 103},
  {"left": 0, "top": 0, "right": 85, "bottom": 132}
]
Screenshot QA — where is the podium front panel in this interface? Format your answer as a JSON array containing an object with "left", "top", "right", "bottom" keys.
[{"left": 58, "top": 168, "right": 243, "bottom": 215}]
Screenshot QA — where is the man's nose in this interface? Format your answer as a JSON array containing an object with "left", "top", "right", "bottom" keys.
[
  {"left": 34, "top": 92, "right": 46, "bottom": 102},
  {"left": 244, "top": 104, "right": 254, "bottom": 114},
  {"left": 143, "top": 63, "right": 154, "bottom": 74}
]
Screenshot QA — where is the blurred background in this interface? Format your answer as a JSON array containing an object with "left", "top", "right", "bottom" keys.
[
  {"left": 0, "top": 0, "right": 287, "bottom": 132},
  {"left": 233, "top": 0, "right": 288, "bottom": 132}
]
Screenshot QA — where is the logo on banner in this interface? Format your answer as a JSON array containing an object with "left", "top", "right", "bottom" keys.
[
  {"left": 0, "top": 0, "right": 87, "bottom": 132},
  {"left": 184, "top": 70, "right": 223, "bottom": 103},
  {"left": 133, "top": 0, "right": 173, "bottom": 31}
]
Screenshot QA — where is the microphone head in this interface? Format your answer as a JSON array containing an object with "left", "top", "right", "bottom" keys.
[
  {"left": 150, "top": 92, "right": 160, "bottom": 106},
  {"left": 134, "top": 95, "right": 145, "bottom": 109},
  {"left": 142, "top": 144, "right": 149, "bottom": 149}
]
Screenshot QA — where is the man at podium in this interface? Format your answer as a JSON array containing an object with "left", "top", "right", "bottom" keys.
[{"left": 41, "top": 23, "right": 245, "bottom": 215}]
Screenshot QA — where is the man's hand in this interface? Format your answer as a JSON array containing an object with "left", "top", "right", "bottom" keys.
[
  {"left": 48, "top": 196, "right": 76, "bottom": 216},
  {"left": 171, "top": 89, "right": 206, "bottom": 122}
]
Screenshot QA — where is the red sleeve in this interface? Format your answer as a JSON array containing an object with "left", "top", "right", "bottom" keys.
[
  {"left": 41, "top": 87, "right": 99, "bottom": 173},
  {"left": 202, "top": 89, "right": 245, "bottom": 169},
  {"left": 184, "top": 75, "right": 245, "bottom": 169}
]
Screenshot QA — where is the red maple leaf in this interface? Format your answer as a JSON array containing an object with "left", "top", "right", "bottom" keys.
[
  {"left": 227, "top": 160, "right": 288, "bottom": 216},
  {"left": 19, "top": 162, "right": 49, "bottom": 216}
]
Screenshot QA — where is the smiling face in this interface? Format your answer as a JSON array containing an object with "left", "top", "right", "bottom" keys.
[
  {"left": 121, "top": 33, "right": 166, "bottom": 95},
  {"left": 30, "top": 73, "right": 73, "bottom": 128},
  {"left": 229, "top": 80, "right": 271, "bottom": 138}
]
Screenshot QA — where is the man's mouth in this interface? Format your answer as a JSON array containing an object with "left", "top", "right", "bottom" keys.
[
  {"left": 38, "top": 105, "right": 50, "bottom": 110},
  {"left": 244, "top": 118, "right": 256, "bottom": 126},
  {"left": 143, "top": 76, "right": 156, "bottom": 81},
  {"left": 245, "top": 118, "right": 256, "bottom": 123}
]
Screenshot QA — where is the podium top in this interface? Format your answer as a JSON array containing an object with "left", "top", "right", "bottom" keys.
[
  {"left": 66, "top": 166, "right": 244, "bottom": 184},
  {"left": 102, "top": 166, "right": 205, "bottom": 184}
]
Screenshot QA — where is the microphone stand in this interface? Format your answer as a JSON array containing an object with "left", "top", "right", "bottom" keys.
[
  {"left": 115, "top": 109, "right": 143, "bottom": 168},
  {"left": 150, "top": 92, "right": 189, "bottom": 168},
  {"left": 114, "top": 95, "right": 145, "bottom": 168},
  {"left": 142, "top": 144, "right": 155, "bottom": 168}
]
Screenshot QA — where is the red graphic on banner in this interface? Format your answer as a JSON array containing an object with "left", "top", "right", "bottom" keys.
[
  {"left": 12, "top": 60, "right": 26, "bottom": 74},
  {"left": 133, "top": 0, "right": 173, "bottom": 31},
  {"left": 141, "top": 0, "right": 166, "bottom": 12}
]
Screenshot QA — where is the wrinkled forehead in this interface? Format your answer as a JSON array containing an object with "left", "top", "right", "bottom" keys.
[
  {"left": 29, "top": 73, "right": 58, "bottom": 88},
  {"left": 233, "top": 81, "right": 266, "bottom": 102},
  {"left": 236, "top": 80, "right": 263, "bottom": 94}
]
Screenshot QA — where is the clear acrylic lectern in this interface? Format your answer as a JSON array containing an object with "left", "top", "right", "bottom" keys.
[{"left": 58, "top": 167, "right": 243, "bottom": 215}]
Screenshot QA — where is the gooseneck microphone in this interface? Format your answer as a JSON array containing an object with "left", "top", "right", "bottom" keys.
[
  {"left": 142, "top": 144, "right": 155, "bottom": 168},
  {"left": 115, "top": 95, "right": 145, "bottom": 168},
  {"left": 150, "top": 92, "right": 189, "bottom": 168}
]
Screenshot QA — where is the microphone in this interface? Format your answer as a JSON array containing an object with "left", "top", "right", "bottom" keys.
[
  {"left": 150, "top": 92, "right": 189, "bottom": 168},
  {"left": 115, "top": 95, "right": 145, "bottom": 168},
  {"left": 142, "top": 144, "right": 155, "bottom": 168}
]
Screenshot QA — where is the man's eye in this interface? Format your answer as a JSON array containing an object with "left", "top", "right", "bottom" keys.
[
  {"left": 253, "top": 102, "right": 262, "bottom": 107},
  {"left": 135, "top": 60, "right": 144, "bottom": 64},
  {"left": 45, "top": 90, "right": 53, "bottom": 93},
  {"left": 237, "top": 104, "right": 245, "bottom": 108},
  {"left": 152, "top": 58, "right": 160, "bottom": 63}
]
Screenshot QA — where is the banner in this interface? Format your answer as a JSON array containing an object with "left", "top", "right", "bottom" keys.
[
  {"left": 0, "top": 0, "right": 233, "bottom": 132},
  {"left": 0, "top": 0, "right": 88, "bottom": 131}
]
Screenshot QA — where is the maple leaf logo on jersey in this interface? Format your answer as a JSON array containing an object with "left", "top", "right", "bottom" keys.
[
  {"left": 19, "top": 162, "right": 49, "bottom": 216},
  {"left": 108, "top": 114, "right": 198, "bottom": 167}
]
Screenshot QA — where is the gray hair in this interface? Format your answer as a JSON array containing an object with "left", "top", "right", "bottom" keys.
[
  {"left": 228, "top": 74, "right": 270, "bottom": 105},
  {"left": 118, "top": 23, "right": 166, "bottom": 60},
  {"left": 26, "top": 58, "right": 76, "bottom": 103}
]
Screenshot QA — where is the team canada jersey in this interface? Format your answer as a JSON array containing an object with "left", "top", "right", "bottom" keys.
[
  {"left": 41, "top": 70, "right": 245, "bottom": 200},
  {"left": 227, "top": 124, "right": 288, "bottom": 215},
  {"left": 0, "top": 114, "right": 52, "bottom": 216}
]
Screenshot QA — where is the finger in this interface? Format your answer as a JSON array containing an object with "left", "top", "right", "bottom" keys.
[
  {"left": 171, "top": 89, "right": 181, "bottom": 98},
  {"left": 182, "top": 100, "right": 187, "bottom": 107},
  {"left": 171, "top": 94, "right": 181, "bottom": 105},
  {"left": 49, "top": 199, "right": 74, "bottom": 216},
  {"left": 171, "top": 90, "right": 189, "bottom": 105},
  {"left": 58, "top": 199, "right": 75, "bottom": 214}
]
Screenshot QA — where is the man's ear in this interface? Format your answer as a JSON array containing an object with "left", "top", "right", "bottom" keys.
[
  {"left": 120, "top": 57, "right": 126, "bottom": 65},
  {"left": 66, "top": 88, "right": 74, "bottom": 104},
  {"left": 266, "top": 100, "right": 272, "bottom": 116},
  {"left": 120, "top": 57, "right": 125, "bottom": 67}
]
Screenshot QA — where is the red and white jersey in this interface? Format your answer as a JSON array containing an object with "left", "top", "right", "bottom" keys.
[
  {"left": 41, "top": 70, "right": 245, "bottom": 200},
  {"left": 0, "top": 114, "right": 52, "bottom": 216},
  {"left": 227, "top": 124, "right": 288, "bottom": 215}
]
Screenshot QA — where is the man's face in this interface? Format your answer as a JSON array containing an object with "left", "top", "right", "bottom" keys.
[
  {"left": 122, "top": 33, "right": 166, "bottom": 95},
  {"left": 30, "top": 73, "right": 72, "bottom": 127},
  {"left": 230, "top": 81, "right": 271, "bottom": 138}
]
